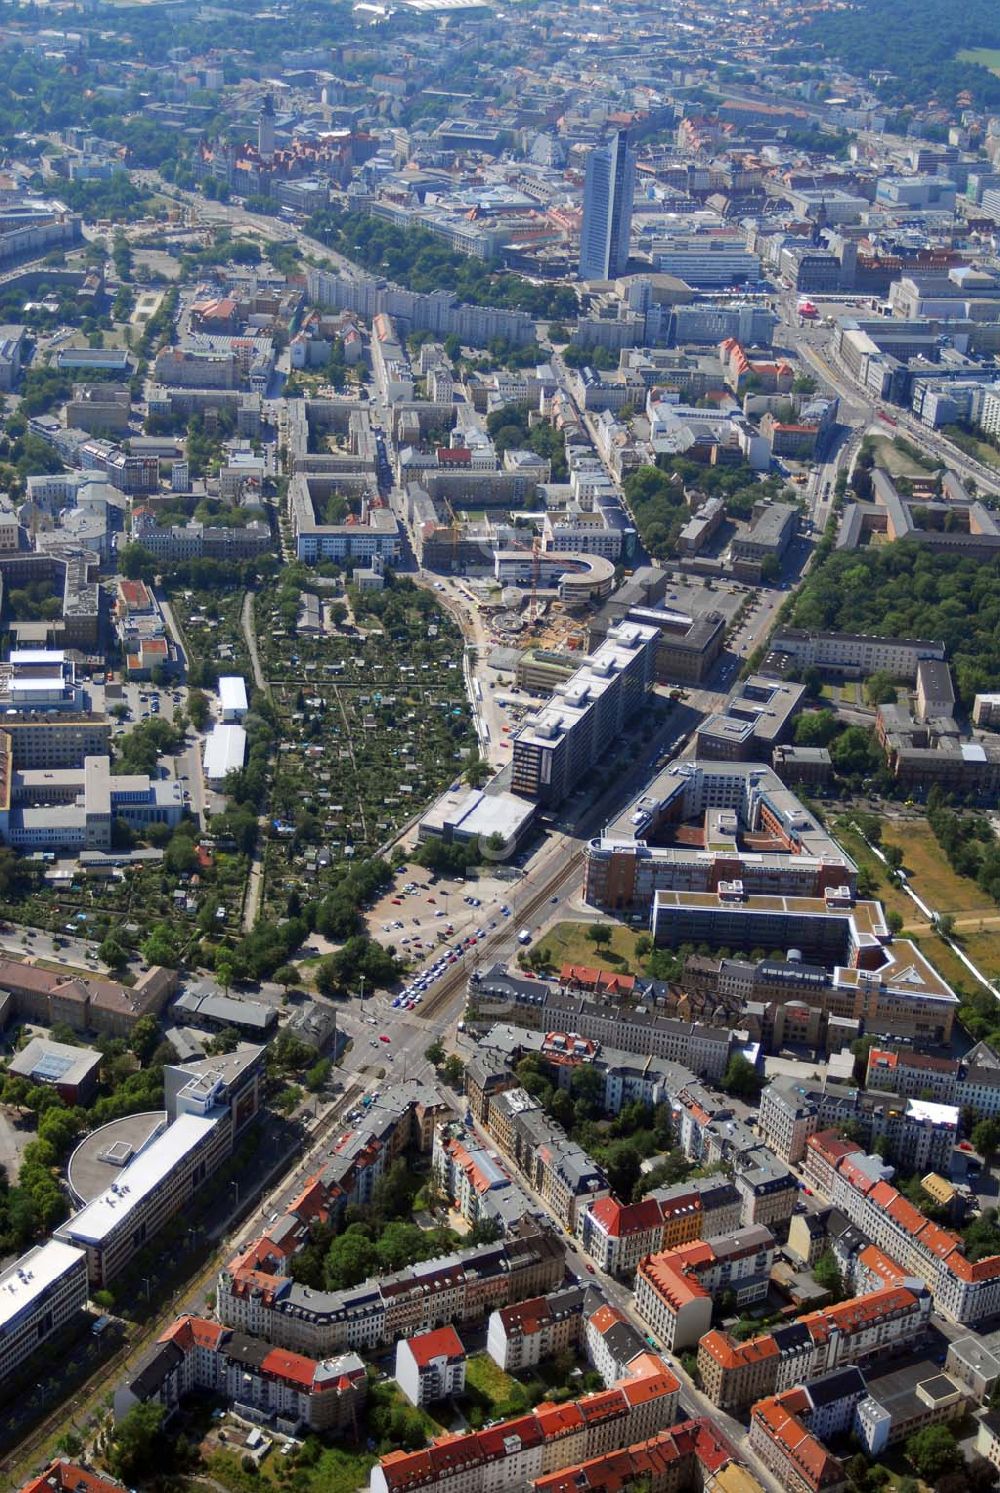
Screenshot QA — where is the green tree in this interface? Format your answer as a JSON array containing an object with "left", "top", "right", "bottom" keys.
[
  {"left": 443, "top": 1054, "right": 465, "bottom": 1087},
  {"left": 719, "top": 1054, "right": 765, "bottom": 1099},
  {"left": 813, "top": 1250, "right": 843, "bottom": 1299},
  {"left": 109, "top": 1403, "right": 168, "bottom": 1483},
  {"left": 793, "top": 710, "right": 840, "bottom": 747},
  {"left": 905, "top": 1425, "right": 962, "bottom": 1482},
  {"left": 586, "top": 923, "right": 612, "bottom": 952},
  {"left": 864, "top": 669, "right": 899, "bottom": 705},
  {"left": 99, "top": 935, "right": 128, "bottom": 970},
  {"left": 140, "top": 920, "right": 180, "bottom": 968},
  {"left": 973, "top": 1119, "right": 1000, "bottom": 1158},
  {"left": 129, "top": 1015, "right": 160, "bottom": 1064},
  {"left": 425, "top": 1038, "right": 446, "bottom": 1066}
]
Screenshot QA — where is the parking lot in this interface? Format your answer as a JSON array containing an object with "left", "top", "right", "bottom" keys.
[{"left": 364, "top": 859, "right": 544, "bottom": 1005}]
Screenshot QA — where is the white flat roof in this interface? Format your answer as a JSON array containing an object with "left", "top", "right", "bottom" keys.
[
  {"left": 203, "top": 724, "right": 247, "bottom": 781},
  {"left": 59, "top": 1112, "right": 220, "bottom": 1245},
  {"left": 905, "top": 1098, "right": 959, "bottom": 1125},
  {"left": 0, "top": 1239, "right": 85, "bottom": 1330},
  {"left": 11, "top": 649, "right": 65, "bottom": 665},
  {"left": 218, "top": 676, "right": 248, "bottom": 713}
]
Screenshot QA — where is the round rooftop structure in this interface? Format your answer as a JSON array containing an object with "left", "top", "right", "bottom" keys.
[{"left": 67, "top": 1110, "right": 167, "bottom": 1205}]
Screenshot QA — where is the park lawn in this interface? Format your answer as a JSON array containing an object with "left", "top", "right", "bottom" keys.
[
  {"left": 866, "top": 435, "right": 929, "bottom": 478},
  {"left": 950, "top": 427, "right": 1000, "bottom": 470},
  {"left": 881, "top": 820, "right": 996, "bottom": 915},
  {"left": 208, "top": 1444, "right": 376, "bottom": 1493},
  {"left": 532, "top": 920, "right": 647, "bottom": 975},
  {"left": 954, "top": 929, "right": 1000, "bottom": 981},
  {"left": 465, "top": 1353, "right": 526, "bottom": 1414},
  {"left": 830, "top": 821, "right": 914, "bottom": 927},
  {"left": 958, "top": 46, "right": 1000, "bottom": 74}
]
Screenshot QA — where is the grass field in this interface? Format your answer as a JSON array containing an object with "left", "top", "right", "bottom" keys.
[
  {"left": 946, "top": 426, "right": 1000, "bottom": 470},
  {"left": 532, "top": 920, "right": 647, "bottom": 974},
  {"left": 832, "top": 820, "right": 914, "bottom": 926},
  {"left": 881, "top": 821, "right": 996, "bottom": 914},
  {"left": 958, "top": 46, "right": 1000, "bottom": 74},
  {"left": 866, "top": 434, "right": 930, "bottom": 478},
  {"left": 465, "top": 1354, "right": 527, "bottom": 1415},
  {"left": 878, "top": 819, "right": 1000, "bottom": 983}
]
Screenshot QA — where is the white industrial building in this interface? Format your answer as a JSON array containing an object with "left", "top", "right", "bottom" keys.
[
  {"left": 203, "top": 724, "right": 247, "bottom": 788},
  {"left": 218, "top": 675, "right": 249, "bottom": 722}
]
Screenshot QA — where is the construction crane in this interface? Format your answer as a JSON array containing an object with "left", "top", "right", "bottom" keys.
[{"left": 530, "top": 535, "right": 542, "bottom": 626}]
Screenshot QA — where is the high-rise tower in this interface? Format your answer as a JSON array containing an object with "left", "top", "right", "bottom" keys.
[
  {"left": 258, "top": 94, "right": 276, "bottom": 162},
  {"left": 578, "top": 131, "right": 637, "bottom": 282}
]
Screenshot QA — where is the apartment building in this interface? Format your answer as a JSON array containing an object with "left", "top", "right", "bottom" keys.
[
  {"left": 759, "top": 1079, "right": 958, "bottom": 1174},
  {"left": 579, "top": 1175, "right": 742, "bottom": 1277},
  {"left": 864, "top": 1040, "right": 1000, "bottom": 1119},
  {"left": 808, "top": 1139, "right": 1000, "bottom": 1325},
  {"left": 469, "top": 976, "right": 737, "bottom": 1079},
  {"left": 288, "top": 475, "right": 400, "bottom": 563},
  {"left": 369, "top": 1353, "right": 680, "bottom": 1493},
  {"left": 634, "top": 1227, "right": 775, "bottom": 1351},
  {"left": 0, "top": 1240, "right": 88, "bottom": 1388},
  {"left": 697, "top": 1284, "right": 932, "bottom": 1413},
  {"left": 487, "top": 1285, "right": 589, "bottom": 1374},
  {"left": 432, "top": 1122, "right": 540, "bottom": 1234},
  {"left": 395, "top": 1326, "right": 466, "bottom": 1408},
  {"left": 749, "top": 1370, "right": 866, "bottom": 1493},
  {"left": 219, "top": 1224, "right": 565, "bottom": 1357},
  {"left": 116, "top": 1315, "right": 367, "bottom": 1435},
  {"left": 511, "top": 622, "right": 658, "bottom": 806},
  {"left": 483, "top": 1087, "right": 609, "bottom": 1230},
  {"left": 18, "top": 1465, "right": 124, "bottom": 1493},
  {"left": 532, "top": 1419, "right": 766, "bottom": 1493},
  {"left": 371, "top": 313, "right": 413, "bottom": 403}
]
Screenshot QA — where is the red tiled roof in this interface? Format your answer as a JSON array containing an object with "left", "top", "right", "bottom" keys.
[{"left": 405, "top": 1325, "right": 465, "bottom": 1367}]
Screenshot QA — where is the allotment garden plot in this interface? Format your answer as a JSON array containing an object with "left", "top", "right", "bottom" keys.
[{"left": 259, "top": 579, "right": 476, "bottom": 914}]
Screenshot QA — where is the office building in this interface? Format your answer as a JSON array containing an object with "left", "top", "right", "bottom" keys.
[
  {"left": 0, "top": 1240, "right": 88, "bottom": 1388},
  {"left": 0, "top": 958, "right": 176, "bottom": 1038},
  {"left": 0, "top": 754, "right": 185, "bottom": 853},
  {"left": 56, "top": 1045, "right": 263, "bottom": 1285},
  {"left": 579, "top": 133, "right": 636, "bottom": 282},
  {"left": 8, "top": 1037, "right": 101, "bottom": 1104}
]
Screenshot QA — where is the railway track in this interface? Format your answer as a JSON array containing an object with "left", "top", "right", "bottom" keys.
[{"left": 415, "top": 846, "right": 585, "bottom": 1026}]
